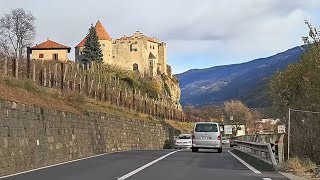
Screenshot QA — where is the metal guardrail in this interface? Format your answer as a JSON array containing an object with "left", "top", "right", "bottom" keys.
[{"left": 233, "top": 140, "right": 278, "bottom": 171}]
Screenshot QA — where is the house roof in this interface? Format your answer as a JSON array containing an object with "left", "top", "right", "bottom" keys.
[
  {"left": 76, "top": 20, "right": 112, "bottom": 47},
  {"left": 31, "top": 40, "right": 71, "bottom": 53}
]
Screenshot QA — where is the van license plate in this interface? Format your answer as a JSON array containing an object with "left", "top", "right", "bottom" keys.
[{"left": 202, "top": 136, "right": 210, "bottom": 140}]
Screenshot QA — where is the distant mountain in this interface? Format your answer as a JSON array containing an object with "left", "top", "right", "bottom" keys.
[{"left": 176, "top": 46, "right": 305, "bottom": 108}]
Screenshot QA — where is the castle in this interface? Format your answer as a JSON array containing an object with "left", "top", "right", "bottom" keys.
[{"left": 75, "top": 21, "right": 171, "bottom": 77}]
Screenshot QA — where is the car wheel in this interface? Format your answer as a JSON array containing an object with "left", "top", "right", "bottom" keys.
[
  {"left": 192, "top": 147, "right": 198, "bottom": 152},
  {"left": 217, "top": 147, "right": 222, "bottom": 153}
]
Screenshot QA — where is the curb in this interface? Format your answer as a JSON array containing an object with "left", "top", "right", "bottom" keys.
[
  {"left": 279, "top": 172, "right": 309, "bottom": 180},
  {"left": 231, "top": 149, "right": 276, "bottom": 172}
]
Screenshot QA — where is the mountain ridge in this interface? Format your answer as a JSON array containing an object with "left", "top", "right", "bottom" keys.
[{"left": 176, "top": 45, "right": 305, "bottom": 107}]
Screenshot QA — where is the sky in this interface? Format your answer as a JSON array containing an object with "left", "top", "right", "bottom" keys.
[{"left": 1, "top": 0, "right": 320, "bottom": 73}]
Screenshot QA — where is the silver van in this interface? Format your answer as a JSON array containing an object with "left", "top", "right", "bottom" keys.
[{"left": 191, "top": 122, "right": 222, "bottom": 153}]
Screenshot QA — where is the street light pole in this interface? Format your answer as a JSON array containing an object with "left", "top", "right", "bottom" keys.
[{"left": 288, "top": 108, "right": 291, "bottom": 160}]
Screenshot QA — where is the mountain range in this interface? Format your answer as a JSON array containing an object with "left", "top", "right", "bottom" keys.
[{"left": 176, "top": 46, "right": 305, "bottom": 108}]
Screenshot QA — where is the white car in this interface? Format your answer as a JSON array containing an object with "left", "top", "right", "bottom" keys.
[
  {"left": 191, "top": 122, "right": 222, "bottom": 153},
  {"left": 222, "top": 137, "right": 230, "bottom": 144},
  {"left": 175, "top": 134, "right": 192, "bottom": 149}
]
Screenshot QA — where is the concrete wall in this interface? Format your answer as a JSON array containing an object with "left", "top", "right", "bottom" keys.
[
  {"left": 31, "top": 49, "right": 69, "bottom": 61},
  {"left": 0, "top": 100, "right": 180, "bottom": 176}
]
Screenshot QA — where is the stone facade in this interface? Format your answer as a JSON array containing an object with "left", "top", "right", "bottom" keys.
[
  {"left": 75, "top": 21, "right": 168, "bottom": 77},
  {"left": 0, "top": 100, "right": 180, "bottom": 176}
]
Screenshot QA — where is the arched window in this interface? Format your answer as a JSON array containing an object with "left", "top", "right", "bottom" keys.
[{"left": 133, "top": 63, "right": 139, "bottom": 71}]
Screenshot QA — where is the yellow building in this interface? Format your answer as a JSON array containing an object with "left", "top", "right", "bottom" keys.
[
  {"left": 30, "top": 40, "right": 70, "bottom": 61},
  {"left": 75, "top": 21, "right": 170, "bottom": 77}
]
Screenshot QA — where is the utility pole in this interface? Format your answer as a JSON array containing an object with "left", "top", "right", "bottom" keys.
[{"left": 288, "top": 108, "right": 291, "bottom": 160}]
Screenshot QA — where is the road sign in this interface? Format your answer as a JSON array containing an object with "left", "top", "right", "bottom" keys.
[
  {"left": 230, "top": 116, "right": 233, "bottom": 121},
  {"left": 278, "top": 125, "right": 286, "bottom": 134},
  {"left": 224, "top": 125, "right": 233, "bottom": 135}
]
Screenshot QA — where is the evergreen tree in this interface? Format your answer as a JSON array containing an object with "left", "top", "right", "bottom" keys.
[{"left": 82, "top": 24, "right": 103, "bottom": 63}]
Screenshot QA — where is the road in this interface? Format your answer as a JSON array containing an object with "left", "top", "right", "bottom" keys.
[{"left": 1, "top": 148, "right": 287, "bottom": 180}]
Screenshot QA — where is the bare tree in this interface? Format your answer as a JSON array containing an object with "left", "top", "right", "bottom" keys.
[
  {"left": 223, "top": 100, "right": 251, "bottom": 135},
  {"left": 0, "top": 8, "right": 36, "bottom": 58}
]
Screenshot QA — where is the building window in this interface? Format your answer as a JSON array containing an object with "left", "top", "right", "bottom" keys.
[
  {"left": 150, "top": 45, "right": 152, "bottom": 49},
  {"left": 102, "top": 44, "right": 105, "bottom": 48},
  {"left": 153, "top": 45, "right": 155, "bottom": 49},
  {"left": 149, "top": 60, "right": 153, "bottom": 66},
  {"left": 130, "top": 43, "right": 137, "bottom": 51},
  {"left": 39, "top": 54, "right": 44, "bottom": 58},
  {"left": 133, "top": 63, "right": 139, "bottom": 71},
  {"left": 53, "top": 54, "right": 58, "bottom": 60}
]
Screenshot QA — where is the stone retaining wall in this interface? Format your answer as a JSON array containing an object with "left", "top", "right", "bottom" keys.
[{"left": 0, "top": 99, "right": 180, "bottom": 176}]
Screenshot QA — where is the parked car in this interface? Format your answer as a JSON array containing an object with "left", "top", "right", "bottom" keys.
[
  {"left": 222, "top": 137, "right": 230, "bottom": 144},
  {"left": 174, "top": 134, "right": 192, "bottom": 149},
  {"left": 191, "top": 122, "right": 222, "bottom": 153}
]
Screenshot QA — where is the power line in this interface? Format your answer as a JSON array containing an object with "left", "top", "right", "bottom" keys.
[{"left": 290, "top": 109, "right": 320, "bottom": 114}]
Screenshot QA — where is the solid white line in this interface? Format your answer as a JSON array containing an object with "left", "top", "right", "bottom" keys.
[
  {"left": 228, "top": 150, "right": 262, "bottom": 174},
  {"left": 0, "top": 151, "right": 122, "bottom": 179},
  {"left": 117, "top": 150, "right": 179, "bottom": 180},
  {"left": 263, "top": 178, "right": 272, "bottom": 180}
]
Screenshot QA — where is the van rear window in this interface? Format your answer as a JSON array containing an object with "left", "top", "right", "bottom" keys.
[{"left": 195, "top": 124, "right": 218, "bottom": 132}]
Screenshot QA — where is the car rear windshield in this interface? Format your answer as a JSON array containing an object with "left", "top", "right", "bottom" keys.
[
  {"left": 195, "top": 124, "right": 218, "bottom": 132},
  {"left": 178, "top": 135, "right": 191, "bottom": 139}
]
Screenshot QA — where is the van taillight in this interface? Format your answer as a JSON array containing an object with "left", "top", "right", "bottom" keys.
[
  {"left": 218, "top": 135, "right": 221, "bottom": 140},
  {"left": 192, "top": 134, "right": 195, "bottom": 140}
]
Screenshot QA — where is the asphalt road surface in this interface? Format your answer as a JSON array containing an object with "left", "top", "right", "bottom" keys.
[{"left": 1, "top": 148, "right": 287, "bottom": 180}]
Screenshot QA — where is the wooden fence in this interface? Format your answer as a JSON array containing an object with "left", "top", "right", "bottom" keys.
[{"left": 0, "top": 57, "right": 192, "bottom": 122}]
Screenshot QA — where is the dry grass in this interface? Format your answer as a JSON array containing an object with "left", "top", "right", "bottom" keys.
[
  {"left": 0, "top": 77, "right": 80, "bottom": 113},
  {"left": 283, "top": 157, "right": 319, "bottom": 178},
  {"left": 165, "top": 120, "right": 194, "bottom": 133},
  {"left": 0, "top": 77, "right": 161, "bottom": 122}
]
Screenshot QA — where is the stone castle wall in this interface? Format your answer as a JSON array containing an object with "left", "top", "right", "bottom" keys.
[
  {"left": 0, "top": 100, "right": 180, "bottom": 176},
  {"left": 75, "top": 31, "right": 168, "bottom": 77}
]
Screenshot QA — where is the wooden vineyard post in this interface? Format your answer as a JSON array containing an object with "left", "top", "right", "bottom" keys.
[
  {"left": 60, "top": 62, "right": 64, "bottom": 91},
  {"left": 3, "top": 57, "right": 7, "bottom": 76},
  {"left": 13, "top": 58, "right": 18, "bottom": 78},
  {"left": 32, "top": 60, "right": 36, "bottom": 82}
]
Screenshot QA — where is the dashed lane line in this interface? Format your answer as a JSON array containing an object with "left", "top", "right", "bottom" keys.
[{"left": 117, "top": 150, "right": 180, "bottom": 180}]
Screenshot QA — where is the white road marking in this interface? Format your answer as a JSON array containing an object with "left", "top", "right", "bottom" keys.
[
  {"left": 263, "top": 178, "right": 272, "bottom": 180},
  {"left": 228, "top": 150, "right": 262, "bottom": 174},
  {"left": 0, "top": 151, "right": 122, "bottom": 179},
  {"left": 117, "top": 150, "right": 179, "bottom": 180}
]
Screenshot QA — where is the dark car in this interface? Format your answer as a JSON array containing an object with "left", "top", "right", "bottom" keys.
[{"left": 229, "top": 137, "right": 238, "bottom": 147}]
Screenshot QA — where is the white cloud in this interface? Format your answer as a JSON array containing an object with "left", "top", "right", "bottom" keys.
[{"left": 1, "top": 0, "right": 320, "bottom": 71}]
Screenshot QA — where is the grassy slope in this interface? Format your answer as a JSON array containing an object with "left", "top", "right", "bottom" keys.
[{"left": 0, "top": 77, "right": 192, "bottom": 131}]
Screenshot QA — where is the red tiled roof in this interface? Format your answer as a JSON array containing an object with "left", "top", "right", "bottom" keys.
[
  {"left": 147, "top": 37, "right": 158, "bottom": 43},
  {"left": 32, "top": 40, "right": 70, "bottom": 51},
  {"left": 116, "top": 35, "right": 159, "bottom": 44},
  {"left": 116, "top": 36, "right": 133, "bottom": 41},
  {"left": 76, "top": 20, "right": 112, "bottom": 47},
  {"left": 95, "top": 20, "right": 111, "bottom": 40}
]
